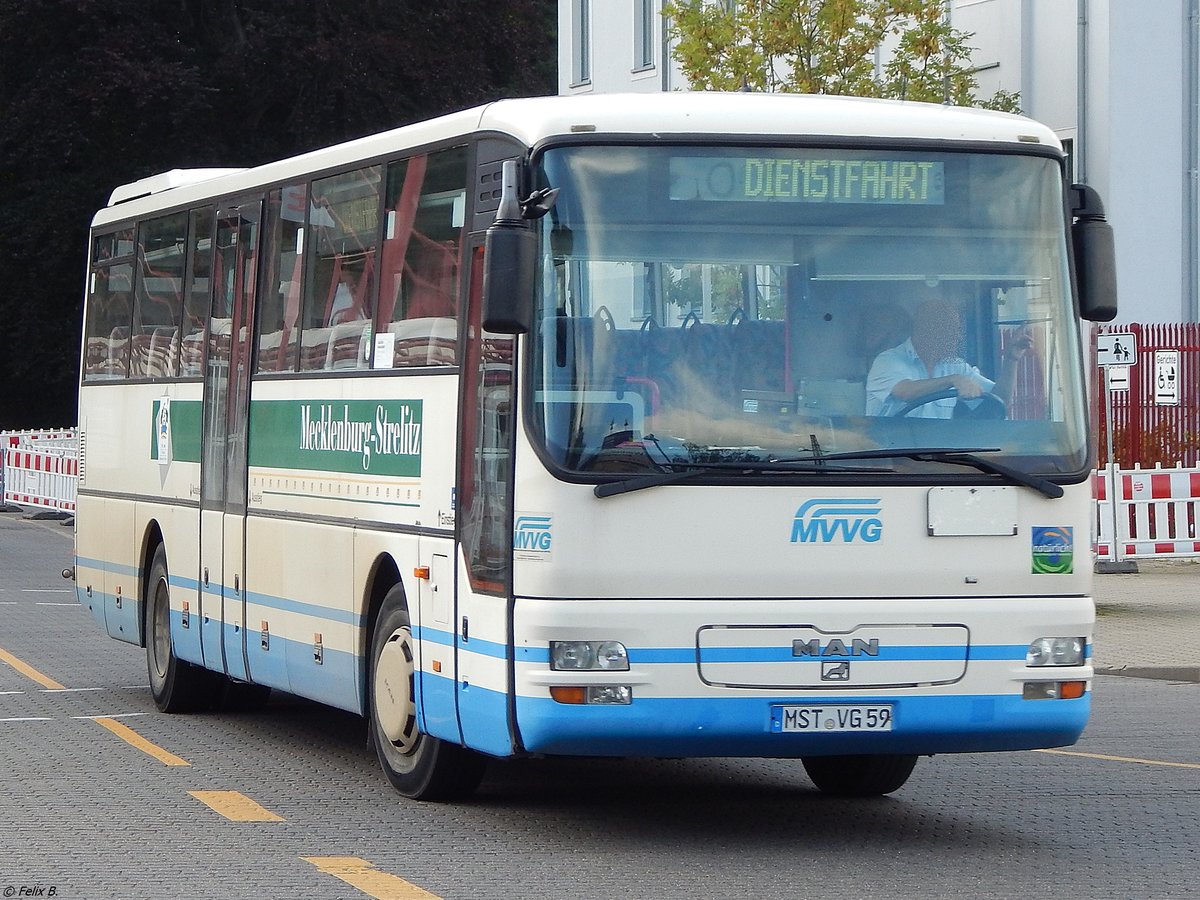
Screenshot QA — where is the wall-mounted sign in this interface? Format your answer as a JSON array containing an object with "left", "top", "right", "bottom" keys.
[
  {"left": 1097, "top": 332, "right": 1136, "bottom": 367},
  {"left": 1155, "top": 349, "right": 1180, "bottom": 405}
]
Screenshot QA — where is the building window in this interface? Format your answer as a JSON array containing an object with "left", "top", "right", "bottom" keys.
[
  {"left": 573, "top": 0, "right": 591, "bottom": 85},
  {"left": 634, "top": 0, "right": 655, "bottom": 71}
]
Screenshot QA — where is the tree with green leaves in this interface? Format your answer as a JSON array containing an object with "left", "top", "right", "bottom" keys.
[{"left": 662, "top": 0, "right": 1020, "bottom": 112}]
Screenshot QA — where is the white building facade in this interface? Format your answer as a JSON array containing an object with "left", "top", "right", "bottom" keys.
[{"left": 559, "top": 0, "right": 1200, "bottom": 323}]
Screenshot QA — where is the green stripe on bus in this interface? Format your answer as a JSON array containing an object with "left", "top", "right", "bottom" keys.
[
  {"left": 150, "top": 398, "right": 423, "bottom": 477},
  {"left": 249, "top": 399, "right": 423, "bottom": 477}
]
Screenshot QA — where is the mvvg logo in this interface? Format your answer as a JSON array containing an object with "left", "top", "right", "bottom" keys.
[
  {"left": 791, "top": 499, "right": 883, "bottom": 544},
  {"left": 514, "top": 515, "right": 553, "bottom": 554}
]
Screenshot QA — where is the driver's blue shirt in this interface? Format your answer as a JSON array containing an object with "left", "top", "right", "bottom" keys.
[{"left": 865, "top": 338, "right": 994, "bottom": 417}]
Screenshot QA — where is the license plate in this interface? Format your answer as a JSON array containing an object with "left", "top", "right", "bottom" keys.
[{"left": 772, "top": 704, "right": 893, "bottom": 733}]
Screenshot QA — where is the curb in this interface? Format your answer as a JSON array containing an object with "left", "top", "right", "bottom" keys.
[
  {"left": 1095, "top": 665, "right": 1200, "bottom": 683},
  {"left": 1095, "top": 560, "right": 1139, "bottom": 575},
  {"left": 23, "top": 510, "right": 71, "bottom": 521}
]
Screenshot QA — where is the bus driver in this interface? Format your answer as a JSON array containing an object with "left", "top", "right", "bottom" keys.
[{"left": 865, "top": 297, "right": 1029, "bottom": 418}]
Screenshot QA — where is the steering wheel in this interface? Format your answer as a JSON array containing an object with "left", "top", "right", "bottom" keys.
[{"left": 891, "top": 386, "right": 1006, "bottom": 420}]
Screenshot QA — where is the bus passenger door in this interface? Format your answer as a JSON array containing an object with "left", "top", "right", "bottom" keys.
[
  {"left": 199, "top": 200, "right": 261, "bottom": 681},
  {"left": 455, "top": 244, "right": 517, "bottom": 756}
]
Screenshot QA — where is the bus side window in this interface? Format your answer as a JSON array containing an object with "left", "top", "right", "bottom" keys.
[
  {"left": 83, "top": 262, "right": 134, "bottom": 380},
  {"left": 256, "top": 185, "right": 306, "bottom": 373},
  {"left": 179, "top": 208, "right": 214, "bottom": 379},
  {"left": 375, "top": 145, "right": 467, "bottom": 369},
  {"left": 83, "top": 227, "right": 135, "bottom": 381},
  {"left": 129, "top": 213, "right": 189, "bottom": 379},
  {"left": 298, "top": 166, "right": 381, "bottom": 372}
]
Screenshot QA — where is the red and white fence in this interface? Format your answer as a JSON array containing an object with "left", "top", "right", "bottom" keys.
[
  {"left": 1, "top": 430, "right": 78, "bottom": 514},
  {"left": 1096, "top": 323, "right": 1200, "bottom": 469},
  {"left": 1094, "top": 463, "right": 1200, "bottom": 562}
]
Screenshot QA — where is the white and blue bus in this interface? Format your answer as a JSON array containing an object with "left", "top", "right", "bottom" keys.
[{"left": 73, "top": 93, "right": 1117, "bottom": 800}]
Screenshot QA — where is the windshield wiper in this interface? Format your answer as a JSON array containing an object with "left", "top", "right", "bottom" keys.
[
  {"left": 918, "top": 451, "right": 1063, "bottom": 499},
  {"left": 775, "top": 447, "right": 1064, "bottom": 499},
  {"left": 594, "top": 444, "right": 1063, "bottom": 500},
  {"left": 593, "top": 459, "right": 890, "bottom": 499}
]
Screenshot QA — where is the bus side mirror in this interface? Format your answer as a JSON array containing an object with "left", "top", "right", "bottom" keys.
[
  {"left": 483, "top": 226, "right": 535, "bottom": 334},
  {"left": 1070, "top": 184, "right": 1118, "bottom": 322},
  {"left": 482, "top": 161, "right": 538, "bottom": 335}
]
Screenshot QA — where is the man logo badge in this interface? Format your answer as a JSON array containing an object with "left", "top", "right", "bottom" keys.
[{"left": 821, "top": 661, "right": 851, "bottom": 681}]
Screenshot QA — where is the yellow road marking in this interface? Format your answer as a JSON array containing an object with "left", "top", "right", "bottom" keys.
[
  {"left": 189, "top": 790, "right": 284, "bottom": 822},
  {"left": 0, "top": 646, "right": 66, "bottom": 690},
  {"left": 303, "top": 857, "right": 440, "bottom": 899},
  {"left": 1035, "top": 748, "right": 1200, "bottom": 770},
  {"left": 93, "top": 716, "right": 190, "bottom": 766}
]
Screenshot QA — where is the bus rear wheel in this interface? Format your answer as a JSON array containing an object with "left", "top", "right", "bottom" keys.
[
  {"left": 146, "top": 544, "right": 218, "bottom": 713},
  {"left": 369, "top": 586, "right": 486, "bottom": 801},
  {"left": 801, "top": 753, "right": 918, "bottom": 797}
]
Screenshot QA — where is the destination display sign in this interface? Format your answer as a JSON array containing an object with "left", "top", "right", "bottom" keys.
[{"left": 670, "top": 155, "right": 946, "bottom": 205}]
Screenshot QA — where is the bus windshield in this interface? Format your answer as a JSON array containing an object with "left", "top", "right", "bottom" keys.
[{"left": 529, "top": 143, "right": 1089, "bottom": 482}]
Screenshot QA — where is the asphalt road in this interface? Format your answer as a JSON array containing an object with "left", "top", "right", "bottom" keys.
[{"left": 1, "top": 513, "right": 1197, "bottom": 900}]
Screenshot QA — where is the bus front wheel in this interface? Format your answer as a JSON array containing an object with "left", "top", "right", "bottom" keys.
[
  {"left": 801, "top": 753, "right": 918, "bottom": 797},
  {"left": 369, "top": 586, "right": 486, "bottom": 801},
  {"left": 146, "top": 544, "right": 218, "bottom": 713}
]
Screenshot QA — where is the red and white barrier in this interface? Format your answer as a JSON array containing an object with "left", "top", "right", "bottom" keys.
[
  {"left": 2, "top": 429, "right": 76, "bottom": 447},
  {"left": 1093, "top": 469, "right": 1114, "bottom": 562},
  {"left": 3, "top": 447, "right": 78, "bottom": 513},
  {"left": 1094, "top": 463, "right": 1200, "bottom": 561},
  {"left": 1, "top": 429, "right": 78, "bottom": 514}
]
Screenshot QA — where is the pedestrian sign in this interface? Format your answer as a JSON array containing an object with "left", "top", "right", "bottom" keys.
[{"left": 1097, "top": 332, "right": 1136, "bottom": 367}]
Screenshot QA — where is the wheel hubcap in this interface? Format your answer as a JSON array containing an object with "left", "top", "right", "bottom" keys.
[
  {"left": 151, "top": 577, "right": 171, "bottom": 680},
  {"left": 374, "top": 627, "right": 418, "bottom": 753}
]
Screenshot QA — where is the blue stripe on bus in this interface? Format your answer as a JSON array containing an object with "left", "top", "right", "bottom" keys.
[
  {"left": 417, "top": 685, "right": 1092, "bottom": 759},
  {"left": 509, "top": 645, "right": 1092, "bottom": 666},
  {"left": 164, "top": 576, "right": 366, "bottom": 628},
  {"left": 241, "top": 588, "right": 365, "bottom": 627},
  {"left": 174, "top": 576, "right": 366, "bottom": 627},
  {"left": 82, "top": 553, "right": 1093, "bottom": 696},
  {"left": 77, "top": 555, "right": 369, "bottom": 629},
  {"left": 74, "top": 556, "right": 140, "bottom": 578},
  {"left": 400, "top": 667, "right": 513, "bottom": 757},
  {"left": 698, "top": 646, "right": 968, "bottom": 663},
  {"left": 514, "top": 692, "right": 1091, "bottom": 758},
  {"left": 170, "top": 609, "right": 363, "bottom": 714},
  {"left": 699, "top": 645, "right": 1092, "bottom": 663},
  {"left": 414, "top": 626, "right": 510, "bottom": 661},
  {"left": 413, "top": 625, "right": 454, "bottom": 648}
]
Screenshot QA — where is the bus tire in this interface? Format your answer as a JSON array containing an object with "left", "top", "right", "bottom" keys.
[
  {"left": 801, "top": 753, "right": 918, "bottom": 797},
  {"left": 145, "top": 544, "right": 218, "bottom": 713},
  {"left": 370, "top": 585, "right": 486, "bottom": 801}
]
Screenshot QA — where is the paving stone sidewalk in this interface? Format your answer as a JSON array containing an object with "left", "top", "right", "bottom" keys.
[{"left": 1093, "top": 558, "right": 1200, "bottom": 682}]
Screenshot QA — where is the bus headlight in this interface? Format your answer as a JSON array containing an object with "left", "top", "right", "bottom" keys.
[
  {"left": 1026, "top": 637, "right": 1085, "bottom": 667},
  {"left": 550, "top": 640, "right": 629, "bottom": 671}
]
